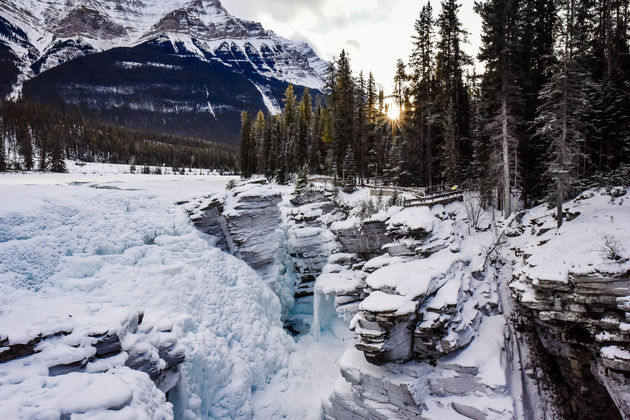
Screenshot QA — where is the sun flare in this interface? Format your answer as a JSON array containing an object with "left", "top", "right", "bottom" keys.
[{"left": 387, "top": 105, "right": 401, "bottom": 121}]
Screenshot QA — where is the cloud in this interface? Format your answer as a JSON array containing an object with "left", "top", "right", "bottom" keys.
[
  {"left": 346, "top": 39, "right": 361, "bottom": 51},
  {"left": 220, "top": 0, "right": 482, "bottom": 93}
]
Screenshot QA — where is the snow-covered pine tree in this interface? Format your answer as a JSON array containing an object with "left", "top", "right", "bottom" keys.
[
  {"left": 294, "top": 164, "right": 310, "bottom": 196},
  {"left": 536, "top": 0, "right": 595, "bottom": 227},
  {"left": 476, "top": 0, "right": 524, "bottom": 218},
  {"left": 342, "top": 145, "right": 358, "bottom": 192}
]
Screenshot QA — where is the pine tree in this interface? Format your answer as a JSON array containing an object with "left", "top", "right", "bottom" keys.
[
  {"left": 536, "top": 0, "right": 594, "bottom": 227},
  {"left": 49, "top": 125, "right": 66, "bottom": 173},
  {"left": 297, "top": 88, "right": 312, "bottom": 168},
  {"left": 356, "top": 71, "right": 367, "bottom": 181},
  {"left": 240, "top": 111, "right": 253, "bottom": 178},
  {"left": 476, "top": 0, "right": 524, "bottom": 217},
  {"left": 435, "top": 0, "right": 472, "bottom": 183},
  {"left": 519, "top": 0, "right": 557, "bottom": 205},
  {"left": 294, "top": 164, "right": 310, "bottom": 196},
  {"left": 16, "top": 121, "right": 33, "bottom": 171},
  {"left": 253, "top": 111, "right": 266, "bottom": 174},
  {"left": 282, "top": 84, "right": 298, "bottom": 172},
  {"left": 393, "top": 60, "right": 407, "bottom": 113},
  {"left": 440, "top": 100, "right": 458, "bottom": 185},
  {"left": 342, "top": 145, "right": 358, "bottom": 192},
  {"left": 333, "top": 51, "right": 356, "bottom": 174},
  {"left": 410, "top": 1, "right": 436, "bottom": 186},
  {"left": 309, "top": 104, "right": 322, "bottom": 173},
  {"left": 0, "top": 133, "right": 5, "bottom": 172}
]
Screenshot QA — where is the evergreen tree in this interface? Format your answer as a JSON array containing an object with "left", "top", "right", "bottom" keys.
[
  {"left": 297, "top": 88, "right": 312, "bottom": 168},
  {"left": 253, "top": 111, "right": 266, "bottom": 174},
  {"left": 435, "top": 0, "right": 472, "bottom": 183},
  {"left": 49, "top": 125, "right": 66, "bottom": 173},
  {"left": 282, "top": 84, "right": 298, "bottom": 172},
  {"left": 536, "top": 0, "right": 594, "bottom": 227},
  {"left": 356, "top": 71, "right": 368, "bottom": 181},
  {"left": 476, "top": 0, "right": 524, "bottom": 217},
  {"left": 342, "top": 145, "right": 358, "bottom": 192},
  {"left": 410, "top": 1, "right": 436, "bottom": 186},
  {"left": 393, "top": 60, "right": 407, "bottom": 112},
  {"left": 0, "top": 133, "right": 5, "bottom": 172},
  {"left": 16, "top": 121, "right": 33, "bottom": 171},
  {"left": 294, "top": 164, "right": 310, "bottom": 196},
  {"left": 333, "top": 51, "right": 356, "bottom": 173},
  {"left": 240, "top": 111, "right": 253, "bottom": 178}
]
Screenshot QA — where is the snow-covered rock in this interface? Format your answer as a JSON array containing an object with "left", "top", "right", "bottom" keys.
[{"left": 509, "top": 188, "right": 630, "bottom": 419}]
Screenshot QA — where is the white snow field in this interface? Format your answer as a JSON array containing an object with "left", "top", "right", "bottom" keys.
[{"left": 0, "top": 163, "right": 348, "bottom": 419}]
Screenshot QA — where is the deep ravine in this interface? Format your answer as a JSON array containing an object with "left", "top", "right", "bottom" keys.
[{"left": 186, "top": 179, "right": 630, "bottom": 420}]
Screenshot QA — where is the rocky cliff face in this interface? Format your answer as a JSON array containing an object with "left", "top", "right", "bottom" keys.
[
  {"left": 184, "top": 182, "right": 630, "bottom": 420},
  {"left": 186, "top": 178, "right": 283, "bottom": 283},
  {"left": 0, "top": 0, "right": 327, "bottom": 142},
  {"left": 509, "top": 188, "right": 630, "bottom": 420}
]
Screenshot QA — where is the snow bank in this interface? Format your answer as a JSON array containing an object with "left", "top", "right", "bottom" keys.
[{"left": 0, "top": 171, "right": 299, "bottom": 419}]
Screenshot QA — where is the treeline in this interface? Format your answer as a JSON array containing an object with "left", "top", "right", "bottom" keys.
[
  {"left": 241, "top": 0, "right": 630, "bottom": 223},
  {"left": 0, "top": 100, "right": 238, "bottom": 172},
  {"left": 240, "top": 55, "right": 393, "bottom": 192}
]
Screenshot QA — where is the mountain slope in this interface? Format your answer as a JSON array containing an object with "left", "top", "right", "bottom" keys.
[{"left": 0, "top": 0, "right": 327, "bottom": 143}]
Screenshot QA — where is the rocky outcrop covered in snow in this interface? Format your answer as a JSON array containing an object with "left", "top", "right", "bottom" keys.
[
  {"left": 307, "top": 194, "right": 516, "bottom": 418},
  {"left": 186, "top": 179, "right": 283, "bottom": 283},
  {"left": 0, "top": 310, "right": 183, "bottom": 418},
  {"left": 509, "top": 188, "right": 630, "bottom": 419}
]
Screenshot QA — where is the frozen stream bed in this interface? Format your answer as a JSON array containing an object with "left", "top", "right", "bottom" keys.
[{"left": 0, "top": 163, "right": 350, "bottom": 419}]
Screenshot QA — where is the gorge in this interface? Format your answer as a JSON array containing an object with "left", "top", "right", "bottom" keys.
[{"left": 0, "top": 171, "right": 629, "bottom": 419}]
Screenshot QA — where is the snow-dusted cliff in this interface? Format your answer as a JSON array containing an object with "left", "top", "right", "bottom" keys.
[{"left": 187, "top": 180, "right": 630, "bottom": 419}]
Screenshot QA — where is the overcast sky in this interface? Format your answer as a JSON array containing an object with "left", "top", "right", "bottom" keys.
[{"left": 221, "top": 0, "right": 482, "bottom": 92}]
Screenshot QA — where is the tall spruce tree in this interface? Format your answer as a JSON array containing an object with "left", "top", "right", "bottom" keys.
[
  {"left": 333, "top": 51, "right": 356, "bottom": 174},
  {"left": 435, "top": 0, "right": 472, "bottom": 184},
  {"left": 240, "top": 111, "right": 253, "bottom": 178},
  {"left": 476, "top": 0, "right": 524, "bottom": 217},
  {"left": 410, "top": 1, "right": 436, "bottom": 186},
  {"left": 342, "top": 145, "right": 358, "bottom": 192},
  {"left": 0, "top": 133, "right": 5, "bottom": 172},
  {"left": 536, "top": 0, "right": 594, "bottom": 227},
  {"left": 297, "top": 88, "right": 312, "bottom": 168}
]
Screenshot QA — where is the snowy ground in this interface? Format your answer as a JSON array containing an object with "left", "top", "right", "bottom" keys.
[{"left": 0, "top": 162, "right": 350, "bottom": 419}]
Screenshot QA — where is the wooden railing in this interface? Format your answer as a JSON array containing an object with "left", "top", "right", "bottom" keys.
[{"left": 403, "top": 190, "right": 464, "bottom": 208}]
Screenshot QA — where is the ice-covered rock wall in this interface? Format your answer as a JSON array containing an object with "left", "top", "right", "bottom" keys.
[{"left": 186, "top": 179, "right": 283, "bottom": 284}]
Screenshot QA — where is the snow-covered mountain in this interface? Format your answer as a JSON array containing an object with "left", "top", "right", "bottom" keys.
[{"left": 0, "top": 0, "right": 328, "bottom": 143}]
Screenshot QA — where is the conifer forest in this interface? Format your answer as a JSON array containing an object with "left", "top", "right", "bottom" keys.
[{"left": 241, "top": 0, "right": 630, "bottom": 219}]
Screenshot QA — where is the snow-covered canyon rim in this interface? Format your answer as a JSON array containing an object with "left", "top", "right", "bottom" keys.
[{"left": 1, "top": 162, "right": 630, "bottom": 420}]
